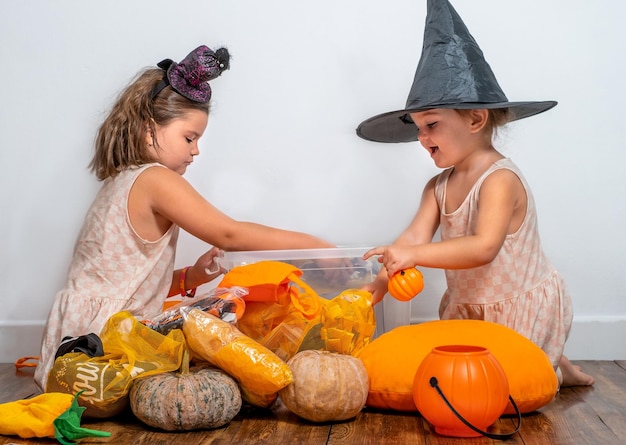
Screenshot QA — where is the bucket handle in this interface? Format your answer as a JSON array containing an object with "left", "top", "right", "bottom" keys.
[{"left": 429, "top": 376, "right": 522, "bottom": 440}]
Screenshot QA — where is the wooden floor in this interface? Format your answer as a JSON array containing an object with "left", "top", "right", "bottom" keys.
[{"left": 1, "top": 361, "right": 625, "bottom": 445}]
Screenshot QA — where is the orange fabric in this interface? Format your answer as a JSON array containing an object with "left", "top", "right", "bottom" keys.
[
  {"left": 358, "top": 320, "right": 558, "bottom": 415},
  {"left": 217, "top": 261, "right": 321, "bottom": 319},
  {"left": 218, "top": 261, "right": 300, "bottom": 302}
]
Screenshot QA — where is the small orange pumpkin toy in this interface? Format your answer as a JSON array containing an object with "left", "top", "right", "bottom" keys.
[{"left": 388, "top": 268, "right": 424, "bottom": 301}]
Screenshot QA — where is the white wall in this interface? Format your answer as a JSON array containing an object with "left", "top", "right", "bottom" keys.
[{"left": 1, "top": 0, "right": 625, "bottom": 362}]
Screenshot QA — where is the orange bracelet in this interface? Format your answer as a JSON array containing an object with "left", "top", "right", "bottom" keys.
[{"left": 179, "top": 266, "right": 197, "bottom": 298}]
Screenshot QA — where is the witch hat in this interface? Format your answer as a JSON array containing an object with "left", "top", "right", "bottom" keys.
[{"left": 356, "top": 0, "right": 557, "bottom": 143}]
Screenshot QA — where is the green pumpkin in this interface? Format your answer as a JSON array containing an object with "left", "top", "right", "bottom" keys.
[{"left": 130, "top": 350, "right": 241, "bottom": 431}]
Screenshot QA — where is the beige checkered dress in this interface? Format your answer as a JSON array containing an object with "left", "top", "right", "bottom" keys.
[
  {"left": 435, "top": 158, "right": 573, "bottom": 368},
  {"left": 34, "top": 163, "right": 178, "bottom": 390}
]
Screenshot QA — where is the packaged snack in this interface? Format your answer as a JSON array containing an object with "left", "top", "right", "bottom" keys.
[
  {"left": 144, "top": 287, "right": 247, "bottom": 335},
  {"left": 182, "top": 308, "right": 293, "bottom": 407}
]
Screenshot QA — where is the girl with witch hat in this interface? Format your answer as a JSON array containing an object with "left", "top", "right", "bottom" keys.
[{"left": 359, "top": 0, "right": 593, "bottom": 387}]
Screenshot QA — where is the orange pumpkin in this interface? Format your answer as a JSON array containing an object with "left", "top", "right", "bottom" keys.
[{"left": 388, "top": 268, "right": 424, "bottom": 301}]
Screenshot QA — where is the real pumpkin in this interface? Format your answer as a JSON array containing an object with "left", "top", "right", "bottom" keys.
[
  {"left": 129, "top": 350, "right": 242, "bottom": 431},
  {"left": 279, "top": 350, "right": 369, "bottom": 423}
]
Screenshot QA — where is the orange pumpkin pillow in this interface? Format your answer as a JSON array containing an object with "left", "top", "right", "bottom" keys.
[{"left": 358, "top": 319, "right": 558, "bottom": 414}]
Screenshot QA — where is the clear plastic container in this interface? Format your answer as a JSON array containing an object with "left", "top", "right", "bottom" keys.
[
  {"left": 219, "top": 247, "right": 381, "bottom": 299},
  {"left": 219, "top": 247, "right": 412, "bottom": 335}
]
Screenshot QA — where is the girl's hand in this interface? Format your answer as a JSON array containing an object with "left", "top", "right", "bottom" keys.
[
  {"left": 364, "top": 245, "right": 417, "bottom": 277},
  {"left": 362, "top": 276, "right": 388, "bottom": 305},
  {"left": 313, "top": 257, "right": 353, "bottom": 286},
  {"left": 191, "top": 247, "right": 226, "bottom": 285}
]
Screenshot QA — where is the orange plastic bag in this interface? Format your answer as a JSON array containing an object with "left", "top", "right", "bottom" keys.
[{"left": 218, "top": 261, "right": 322, "bottom": 318}]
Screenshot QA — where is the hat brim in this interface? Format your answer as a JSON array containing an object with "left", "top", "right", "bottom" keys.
[{"left": 356, "top": 101, "right": 558, "bottom": 143}]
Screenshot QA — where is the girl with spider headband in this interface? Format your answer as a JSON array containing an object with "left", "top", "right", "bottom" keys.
[
  {"left": 360, "top": 0, "right": 593, "bottom": 387},
  {"left": 34, "top": 45, "right": 334, "bottom": 391}
]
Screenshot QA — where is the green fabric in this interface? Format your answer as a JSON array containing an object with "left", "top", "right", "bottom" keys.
[{"left": 53, "top": 391, "right": 111, "bottom": 445}]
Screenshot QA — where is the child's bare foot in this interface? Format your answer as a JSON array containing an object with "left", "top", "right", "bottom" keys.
[{"left": 559, "top": 355, "right": 595, "bottom": 387}]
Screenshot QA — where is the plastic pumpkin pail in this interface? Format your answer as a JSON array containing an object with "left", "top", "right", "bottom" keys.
[{"left": 413, "top": 345, "right": 510, "bottom": 438}]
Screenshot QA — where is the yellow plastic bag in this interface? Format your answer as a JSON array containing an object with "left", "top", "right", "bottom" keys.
[
  {"left": 47, "top": 311, "right": 185, "bottom": 418},
  {"left": 235, "top": 289, "right": 376, "bottom": 359},
  {"left": 295, "top": 289, "right": 376, "bottom": 356},
  {"left": 183, "top": 308, "right": 293, "bottom": 408},
  {"left": 318, "top": 289, "right": 376, "bottom": 355},
  {"left": 256, "top": 307, "right": 320, "bottom": 361}
]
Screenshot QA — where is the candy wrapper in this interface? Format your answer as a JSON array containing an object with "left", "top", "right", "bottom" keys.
[{"left": 143, "top": 287, "right": 247, "bottom": 335}]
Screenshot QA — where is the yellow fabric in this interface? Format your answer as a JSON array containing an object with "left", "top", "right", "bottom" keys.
[
  {"left": 358, "top": 319, "right": 558, "bottom": 414},
  {"left": 0, "top": 392, "right": 73, "bottom": 438}
]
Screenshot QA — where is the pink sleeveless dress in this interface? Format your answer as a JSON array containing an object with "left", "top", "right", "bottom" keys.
[
  {"left": 34, "top": 163, "right": 178, "bottom": 390},
  {"left": 435, "top": 158, "right": 573, "bottom": 368}
]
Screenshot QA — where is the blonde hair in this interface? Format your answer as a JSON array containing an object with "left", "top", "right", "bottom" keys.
[
  {"left": 89, "top": 68, "right": 210, "bottom": 180},
  {"left": 456, "top": 108, "right": 512, "bottom": 140},
  {"left": 485, "top": 108, "right": 513, "bottom": 137}
]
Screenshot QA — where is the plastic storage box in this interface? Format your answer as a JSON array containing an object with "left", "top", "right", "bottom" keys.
[{"left": 219, "top": 247, "right": 381, "bottom": 299}]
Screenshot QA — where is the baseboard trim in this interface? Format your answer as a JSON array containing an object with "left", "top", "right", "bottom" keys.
[
  {"left": 561, "top": 317, "right": 626, "bottom": 360},
  {"left": 407, "top": 316, "right": 626, "bottom": 361},
  {"left": 0, "top": 321, "right": 44, "bottom": 364}
]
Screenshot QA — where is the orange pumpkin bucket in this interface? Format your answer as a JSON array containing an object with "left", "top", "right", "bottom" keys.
[{"left": 412, "top": 345, "right": 521, "bottom": 439}]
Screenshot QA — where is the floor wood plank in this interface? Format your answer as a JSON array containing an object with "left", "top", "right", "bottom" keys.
[
  {"left": 519, "top": 388, "right": 620, "bottom": 445},
  {"left": 569, "top": 360, "right": 626, "bottom": 442},
  {"left": 0, "top": 365, "right": 39, "bottom": 401},
  {"left": 327, "top": 408, "right": 426, "bottom": 445},
  {"left": 1, "top": 361, "right": 625, "bottom": 444}
]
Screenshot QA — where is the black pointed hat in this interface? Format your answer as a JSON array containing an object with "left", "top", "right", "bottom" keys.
[{"left": 356, "top": 0, "right": 557, "bottom": 143}]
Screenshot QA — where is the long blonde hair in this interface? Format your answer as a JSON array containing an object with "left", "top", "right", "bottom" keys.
[{"left": 89, "top": 69, "right": 210, "bottom": 180}]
